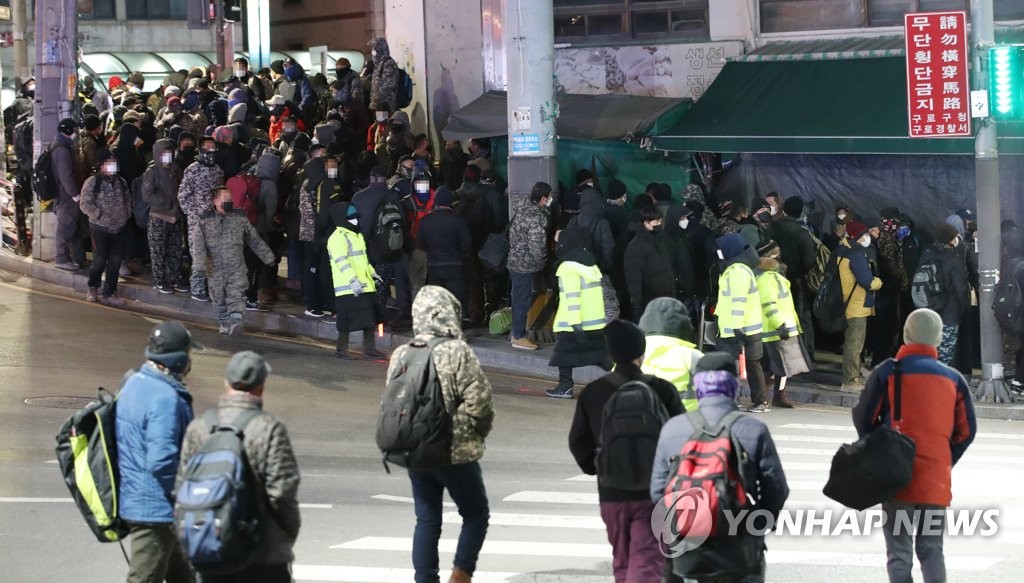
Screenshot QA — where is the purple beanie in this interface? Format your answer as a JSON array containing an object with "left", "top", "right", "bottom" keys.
[{"left": 693, "top": 370, "right": 739, "bottom": 400}]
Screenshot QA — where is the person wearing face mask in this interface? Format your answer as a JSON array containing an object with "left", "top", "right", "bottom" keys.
[
  {"left": 835, "top": 221, "right": 883, "bottom": 392},
  {"left": 142, "top": 139, "right": 186, "bottom": 295},
  {"left": 506, "top": 182, "right": 555, "bottom": 351},
  {"left": 823, "top": 205, "right": 852, "bottom": 251},
  {"left": 178, "top": 136, "right": 225, "bottom": 302},
  {"left": 764, "top": 191, "right": 783, "bottom": 224},
  {"left": 602, "top": 180, "right": 630, "bottom": 240},
  {"left": 416, "top": 186, "right": 473, "bottom": 313},
  {"left": 331, "top": 58, "right": 363, "bottom": 109},
  {"left": 401, "top": 169, "right": 437, "bottom": 300},
  {"left": 868, "top": 209, "right": 911, "bottom": 367},
  {"left": 623, "top": 206, "right": 676, "bottom": 322},
  {"left": 368, "top": 37, "right": 400, "bottom": 119},
  {"left": 367, "top": 104, "right": 392, "bottom": 152},
  {"left": 377, "top": 111, "right": 415, "bottom": 178},
  {"left": 79, "top": 149, "right": 133, "bottom": 305},
  {"left": 192, "top": 187, "right": 276, "bottom": 336},
  {"left": 662, "top": 203, "right": 698, "bottom": 302},
  {"left": 742, "top": 198, "right": 772, "bottom": 246},
  {"left": 173, "top": 132, "right": 197, "bottom": 174},
  {"left": 767, "top": 195, "right": 818, "bottom": 356},
  {"left": 297, "top": 147, "right": 332, "bottom": 316},
  {"left": 51, "top": 118, "right": 86, "bottom": 271},
  {"left": 266, "top": 96, "right": 306, "bottom": 146},
  {"left": 947, "top": 210, "right": 980, "bottom": 377},
  {"left": 914, "top": 224, "right": 971, "bottom": 367},
  {"left": 440, "top": 139, "right": 470, "bottom": 190},
  {"left": 178, "top": 92, "right": 210, "bottom": 142},
  {"left": 327, "top": 202, "right": 385, "bottom": 359}
]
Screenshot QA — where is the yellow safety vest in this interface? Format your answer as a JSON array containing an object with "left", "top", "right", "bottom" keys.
[
  {"left": 554, "top": 260, "right": 605, "bottom": 333},
  {"left": 757, "top": 270, "right": 800, "bottom": 343},
  {"left": 327, "top": 227, "right": 376, "bottom": 297},
  {"left": 642, "top": 335, "right": 703, "bottom": 412},
  {"left": 716, "top": 262, "right": 763, "bottom": 339}
]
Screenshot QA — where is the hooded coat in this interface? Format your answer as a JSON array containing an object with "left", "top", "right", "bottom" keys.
[
  {"left": 640, "top": 297, "right": 704, "bottom": 412},
  {"left": 566, "top": 187, "right": 616, "bottom": 273},
  {"left": 623, "top": 227, "right": 677, "bottom": 319},
  {"left": 283, "top": 63, "right": 316, "bottom": 125},
  {"left": 369, "top": 37, "right": 400, "bottom": 111},
  {"left": 142, "top": 139, "right": 180, "bottom": 223},
  {"left": 386, "top": 286, "right": 495, "bottom": 465},
  {"left": 253, "top": 150, "right": 282, "bottom": 235},
  {"left": 178, "top": 158, "right": 224, "bottom": 219},
  {"left": 113, "top": 122, "right": 145, "bottom": 186},
  {"left": 299, "top": 157, "right": 326, "bottom": 242},
  {"left": 664, "top": 204, "right": 698, "bottom": 298}
]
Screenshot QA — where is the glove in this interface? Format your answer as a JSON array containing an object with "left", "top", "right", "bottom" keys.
[
  {"left": 778, "top": 328, "right": 790, "bottom": 341},
  {"left": 733, "top": 330, "right": 746, "bottom": 344},
  {"left": 372, "top": 272, "right": 384, "bottom": 285},
  {"left": 351, "top": 278, "right": 364, "bottom": 297}
]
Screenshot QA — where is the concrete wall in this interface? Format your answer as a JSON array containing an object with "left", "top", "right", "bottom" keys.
[
  {"left": 80, "top": 20, "right": 225, "bottom": 52},
  {"left": 384, "top": 0, "right": 427, "bottom": 134},
  {"left": 422, "top": 0, "right": 484, "bottom": 150},
  {"left": 269, "top": 0, "right": 372, "bottom": 51}
]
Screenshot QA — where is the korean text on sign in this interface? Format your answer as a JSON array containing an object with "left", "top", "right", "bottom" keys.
[{"left": 904, "top": 11, "right": 972, "bottom": 138}]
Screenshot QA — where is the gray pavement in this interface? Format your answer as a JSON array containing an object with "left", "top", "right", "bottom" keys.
[{"left": 1, "top": 279, "right": 1024, "bottom": 582}]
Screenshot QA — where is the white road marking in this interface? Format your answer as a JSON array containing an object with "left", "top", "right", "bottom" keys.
[
  {"left": 767, "top": 550, "right": 1001, "bottom": 570},
  {"left": 773, "top": 434, "right": 1024, "bottom": 452},
  {"left": 0, "top": 497, "right": 71, "bottom": 503},
  {"left": 372, "top": 494, "right": 456, "bottom": 507},
  {"left": 444, "top": 511, "right": 604, "bottom": 529},
  {"left": 503, "top": 491, "right": 599, "bottom": 505},
  {"left": 778, "top": 423, "right": 1024, "bottom": 441},
  {"left": 300, "top": 503, "right": 334, "bottom": 509},
  {"left": 331, "top": 536, "right": 612, "bottom": 557},
  {"left": 777, "top": 448, "right": 1024, "bottom": 465},
  {"left": 565, "top": 474, "right": 596, "bottom": 482},
  {"left": 292, "top": 565, "right": 516, "bottom": 582}
]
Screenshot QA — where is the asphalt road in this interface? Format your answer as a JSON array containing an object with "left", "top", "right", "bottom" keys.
[{"left": 1, "top": 281, "right": 1023, "bottom": 582}]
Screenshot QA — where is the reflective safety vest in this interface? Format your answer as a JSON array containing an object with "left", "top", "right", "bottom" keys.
[
  {"left": 642, "top": 335, "right": 703, "bottom": 412},
  {"left": 716, "top": 262, "right": 763, "bottom": 339},
  {"left": 327, "top": 227, "right": 377, "bottom": 297},
  {"left": 757, "top": 269, "right": 800, "bottom": 343},
  {"left": 554, "top": 260, "right": 606, "bottom": 333}
]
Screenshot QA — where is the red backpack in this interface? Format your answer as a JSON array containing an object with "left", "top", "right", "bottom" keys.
[{"left": 225, "top": 174, "right": 262, "bottom": 225}]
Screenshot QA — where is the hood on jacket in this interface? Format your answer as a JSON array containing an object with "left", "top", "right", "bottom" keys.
[
  {"left": 639, "top": 297, "right": 693, "bottom": 340},
  {"left": 153, "top": 139, "right": 174, "bottom": 165},
  {"left": 283, "top": 61, "right": 306, "bottom": 82},
  {"left": 390, "top": 111, "right": 411, "bottom": 127},
  {"left": 208, "top": 99, "right": 229, "bottom": 126},
  {"left": 716, "top": 233, "right": 746, "bottom": 261},
  {"left": 314, "top": 123, "right": 336, "bottom": 147},
  {"left": 116, "top": 122, "right": 141, "bottom": 149},
  {"left": 412, "top": 285, "right": 463, "bottom": 339},
  {"left": 578, "top": 187, "right": 605, "bottom": 222},
  {"left": 228, "top": 102, "right": 247, "bottom": 125},
  {"left": 665, "top": 203, "right": 687, "bottom": 234},
  {"left": 303, "top": 156, "right": 326, "bottom": 187},
  {"left": 255, "top": 149, "right": 282, "bottom": 180},
  {"left": 370, "top": 37, "right": 391, "bottom": 63},
  {"left": 945, "top": 214, "right": 966, "bottom": 237}
]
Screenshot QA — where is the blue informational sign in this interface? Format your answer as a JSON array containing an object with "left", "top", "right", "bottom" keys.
[{"left": 511, "top": 133, "right": 541, "bottom": 156}]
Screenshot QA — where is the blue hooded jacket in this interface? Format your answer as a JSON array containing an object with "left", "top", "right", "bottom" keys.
[{"left": 115, "top": 362, "right": 194, "bottom": 524}]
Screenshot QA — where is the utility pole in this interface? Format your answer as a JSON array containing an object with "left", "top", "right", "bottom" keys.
[
  {"left": 971, "top": 0, "right": 1012, "bottom": 402},
  {"left": 503, "top": 0, "right": 557, "bottom": 210},
  {"left": 12, "top": 0, "right": 29, "bottom": 81}
]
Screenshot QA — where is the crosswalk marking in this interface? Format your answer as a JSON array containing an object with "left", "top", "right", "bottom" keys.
[
  {"left": 773, "top": 434, "right": 1024, "bottom": 452},
  {"left": 331, "top": 536, "right": 613, "bottom": 558},
  {"left": 292, "top": 565, "right": 517, "bottom": 582},
  {"left": 779, "top": 423, "right": 1024, "bottom": 441},
  {"left": 778, "top": 447, "right": 1024, "bottom": 465},
  {"left": 444, "top": 511, "right": 605, "bottom": 529},
  {"left": 766, "top": 550, "right": 1001, "bottom": 570},
  {"left": 372, "top": 494, "right": 456, "bottom": 507},
  {"left": 503, "top": 490, "right": 599, "bottom": 505}
]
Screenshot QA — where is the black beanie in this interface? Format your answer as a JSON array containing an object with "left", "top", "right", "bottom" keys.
[
  {"left": 292, "top": 133, "right": 311, "bottom": 153},
  {"left": 606, "top": 319, "right": 646, "bottom": 364},
  {"left": 607, "top": 180, "right": 627, "bottom": 199},
  {"left": 783, "top": 196, "right": 804, "bottom": 218}
]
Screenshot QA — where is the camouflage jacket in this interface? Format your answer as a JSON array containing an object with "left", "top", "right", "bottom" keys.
[
  {"left": 177, "top": 393, "right": 301, "bottom": 565},
  {"left": 369, "top": 37, "right": 399, "bottom": 110},
  {"left": 179, "top": 109, "right": 209, "bottom": 140},
  {"left": 192, "top": 211, "right": 275, "bottom": 275},
  {"left": 386, "top": 285, "right": 495, "bottom": 465},
  {"left": 79, "top": 174, "right": 131, "bottom": 232},
  {"left": 506, "top": 200, "right": 550, "bottom": 274},
  {"left": 177, "top": 161, "right": 223, "bottom": 219}
]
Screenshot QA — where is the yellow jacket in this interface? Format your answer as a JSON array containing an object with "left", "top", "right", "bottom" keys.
[
  {"left": 756, "top": 263, "right": 800, "bottom": 343},
  {"left": 327, "top": 227, "right": 376, "bottom": 297},
  {"left": 837, "top": 240, "right": 883, "bottom": 319},
  {"left": 554, "top": 260, "right": 605, "bottom": 332},
  {"left": 642, "top": 335, "right": 703, "bottom": 411},
  {"left": 716, "top": 262, "right": 763, "bottom": 339}
]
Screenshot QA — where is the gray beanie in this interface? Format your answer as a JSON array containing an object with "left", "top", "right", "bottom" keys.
[{"left": 904, "top": 308, "right": 943, "bottom": 347}]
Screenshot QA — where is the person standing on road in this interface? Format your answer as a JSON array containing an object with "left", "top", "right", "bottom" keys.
[
  {"left": 639, "top": 297, "right": 704, "bottom": 412},
  {"left": 387, "top": 285, "right": 494, "bottom": 583},
  {"left": 852, "top": 308, "right": 976, "bottom": 583},
  {"left": 569, "top": 319, "right": 685, "bottom": 582},
  {"left": 116, "top": 321, "right": 198, "bottom": 583},
  {"left": 755, "top": 240, "right": 805, "bottom": 409},
  {"left": 328, "top": 202, "right": 385, "bottom": 359},
  {"left": 506, "top": 182, "right": 554, "bottom": 351},
  {"left": 53, "top": 117, "right": 85, "bottom": 271},
  {"left": 79, "top": 149, "right": 133, "bottom": 306},
  {"left": 178, "top": 351, "right": 301, "bottom": 583}
]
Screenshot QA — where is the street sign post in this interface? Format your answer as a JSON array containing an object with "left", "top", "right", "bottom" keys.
[{"left": 904, "top": 11, "right": 971, "bottom": 138}]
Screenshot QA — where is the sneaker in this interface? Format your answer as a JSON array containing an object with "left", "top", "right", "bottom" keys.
[
  {"left": 545, "top": 383, "right": 575, "bottom": 399},
  {"left": 747, "top": 402, "right": 771, "bottom": 413},
  {"left": 1010, "top": 380, "right": 1024, "bottom": 396},
  {"left": 154, "top": 284, "right": 174, "bottom": 295},
  {"left": 335, "top": 349, "right": 356, "bottom": 360},
  {"left": 173, "top": 282, "right": 190, "bottom": 293},
  {"left": 191, "top": 292, "right": 211, "bottom": 302},
  {"left": 86, "top": 287, "right": 99, "bottom": 303},
  {"left": 840, "top": 379, "right": 865, "bottom": 393},
  {"left": 257, "top": 289, "right": 275, "bottom": 306},
  {"left": 54, "top": 261, "right": 79, "bottom": 271},
  {"left": 511, "top": 337, "right": 539, "bottom": 350},
  {"left": 304, "top": 309, "right": 324, "bottom": 318},
  {"left": 245, "top": 300, "right": 271, "bottom": 312},
  {"left": 101, "top": 294, "right": 126, "bottom": 307},
  {"left": 322, "top": 312, "right": 336, "bottom": 323},
  {"left": 118, "top": 265, "right": 131, "bottom": 277}
]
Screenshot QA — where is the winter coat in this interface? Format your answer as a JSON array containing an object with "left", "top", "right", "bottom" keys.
[
  {"left": 80, "top": 174, "right": 132, "bottom": 232},
  {"left": 417, "top": 207, "right": 472, "bottom": 268},
  {"left": 768, "top": 215, "right": 816, "bottom": 284},
  {"left": 192, "top": 210, "right": 275, "bottom": 276},
  {"left": 624, "top": 229, "right": 676, "bottom": 319},
  {"left": 568, "top": 362, "right": 685, "bottom": 502},
  {"left": 369, "top": 37, "right": 400, "bottom": 110},
  {"left": 639, "top": 297, "right": 704, "bottom": 412},
  {"left": 51, "top": 133, "right": 79, "bottom": 200},
  {"left": 549, "top": 248, "right": 609, "bottom": 369},
  {"left": 568, "top": 188, "right": 616, "bottom": 273},
  {"left": 664, "top": 204, "right": 698, "bottom": 298},
  {"left": 281, "top": 152, "right": 307, "bottom": 240},
  {"left": 853, "top": 344, "right": 976, "bottom": 507},
  {"left": 178, "top": 160, "right": 224, "bottom": 219},
  {"left": 254, "top": 150, "right": 282, "bottom": 235},
  {"left": 454, "top": 180, "right": 490, "bottom": 248},
  {"left": 141, "top": 139, "right": 180, "bottom": 223},
  {"left": 603, "top": 201, "right": 630, "bottom": 241},
  {"left": 178, "top": 393, "right": 300, "bottom": 564},
  {"left": 507, "top": 201, "right": 550, "bottom": 274},
  {"left": 116, "top": 363, "right": 194, "bottom": 524},
  {"left": 920, "top": 243, "right": 971, "bottom": 326},
  {"left": 332, "top": 68, "right": 363, "bottom": 106},
  {"left": 298, "top": 157, "right": 326, "bottom": 242},
  {"left": 114, "top": 123, "right": 146, "bottom": 186},
  {"left": 440, "top": 146, "right": 469, "bottom": 190},
  {"left": 836, "top": 240, "right": 883, "bottom": 319},
  {"left": 386, "top": 285, "right": 495, "bottom": 465}
]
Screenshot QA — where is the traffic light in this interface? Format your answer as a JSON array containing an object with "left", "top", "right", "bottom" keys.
[
  {"left": 223, "top": 0, "right": 242, "bottom": 23},
  {"left": 990, "top": 46, "right": 1024, "bottom": 121}
]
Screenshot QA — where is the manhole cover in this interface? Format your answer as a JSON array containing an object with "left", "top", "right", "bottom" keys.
[{"left": 24, "top": 396, "right": 96, "bottom": 409}]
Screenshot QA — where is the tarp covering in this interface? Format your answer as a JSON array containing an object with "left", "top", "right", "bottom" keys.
[
  {"left": 652, "top": 58, "right": 1024, "bottom": 155},
  {"left": 442, "top": 90, "right": 691, "bottom": 141},
  {"left": 713, "top": 153, "right": 1024, "bottom": 237}
]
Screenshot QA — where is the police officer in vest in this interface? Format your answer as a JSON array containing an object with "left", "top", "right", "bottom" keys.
[
  {"left": 547, "top": 226, "right": 612, "bottom": 399},
  {"left": 639, "top": 297, "right": 704, "bottom": 412},
  {"left": 327, "top": 202, "right": 386, "bottom": 360},
  {"left": 714, "top": 234, "right": 769, "bottom": 411}
]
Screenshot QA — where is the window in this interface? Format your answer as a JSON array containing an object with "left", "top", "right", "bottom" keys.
[
  {"left": 761, "top": 0, "right": 1023, "bottom": 33},
  {"left": 126, "top": 0, "right": 187, "bottom": 20},
  {"left": 79, "top": 0, "right": 116, "bottom": 20},
  {"left": 554, "top": 0, "right": 709, "bottom": 43}
]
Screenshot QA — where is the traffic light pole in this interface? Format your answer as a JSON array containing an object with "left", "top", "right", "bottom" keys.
[{"left": 972, "top": 0, "right": 1012, "bottom": 402}]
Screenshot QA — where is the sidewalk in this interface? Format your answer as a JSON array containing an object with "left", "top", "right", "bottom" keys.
[{"left": 3, "top": 249, "right": 1023, "bottom": 420}]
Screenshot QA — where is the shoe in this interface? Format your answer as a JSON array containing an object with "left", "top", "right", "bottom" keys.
[
  {"left": 101, "top": 294, "right": 126, "bottom": 307},
  {"left": 322, "top": 312, "right": 336, "bottom": 323},
  {"left": 86, "top": 287, "right": 99, "bottom": 302},
  {"left": 257, "top": 289, "right": 275, "bottom": 306},
  {"left": 154, "top": 284, "right": 174, "bottom": 295},
  {"left": 747, "top": 402, "right": 771, "bottom": 413},
  {"left": 55, "top": 261, "right": 79, "bottom": 271},
  {"left": 13, "top": 243, "right": 31, "bottom": 256},
  {"left": 363, "top": 347, "right": 387, "bottom": 359},
  {"left": 335, "top": 349, "right": 356, "bottom": 360},
  {"left": 1010, "top": 380, "right": 1024, "bottom": 396},
  {"left": 118, "top": 265, "right": 131, "bottom": 277},
  {"left": 304, "top": 309, "right": 324, "bottom": 318},
  {"left": 545, "top": 383, "right": 575, "bottom": 399},
  {"left": 840, "top": 379, "right": 865, "bottom": 393},
  {"left": 245, "top": 300, "right": 271, "bottom": 312},
  {"left": 448, "top": 567, "right": 472, "bottom": 583},
  {"left": 191, "top": 292, "right": 211, "bottom": 302},
  {"left": 511, "top": 337, "right": 538, "bottom": 350},
  {"left": 173, "top": 282, "right": 190, "bottom": 293},
  {"left": 773, "top": 396, "right": 796, "bottom": 409},
  {"left": 285, "top": 279, "right": 302, "bottom": 290}
]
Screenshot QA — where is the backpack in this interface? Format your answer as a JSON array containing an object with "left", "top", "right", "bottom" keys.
[
  {"left": 994, "top": 260, "right": 1024, "bottom": 335},
  {"left": 911, "top": 253, "right": 947, "bottom": 310},
  {"left": 14, "top": 115, "right": 34, "bottom": 168},
  {"left": 812, "top": 253, "right": 856, "bottom": 334},
  {"left": 276, "top": 80, "right": 298, "bottom": 105},
  {"left": 132, "top": 175, "right": 149, "bottom": 228},
  {"left": 174, "top": 409, "right": 264, "bottom": 574},
  {"left": 54, "top": 387, "right": 130, "bottom": 543},
  {"left": 804, "top": 233, "right": 831, "bottom": 291},
  {"left": 596, "top": 379, "right": 670, "bottom": 491},
  {"left": 370, "top": 197, "right": 405, "bottom": 262},
  {"left": 395, "top": 66, "right": 413, "bottom": 109},
  {"left": 225, "top": 174, "right": 262, "bottom": 225},
  {"left": 661, "top": 410, "right": 753, "bottom": 578},
  {"left": 33, "top": 143, "right": 67, "bottom": 202},
  {"left": 375, "top": 337, "right": 453, "bottom": 473}
]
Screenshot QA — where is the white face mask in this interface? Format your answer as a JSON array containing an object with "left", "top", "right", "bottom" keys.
[
  {"left": 371, "top": 50, "right": 378, "bottom": 58},
  {"left": 375, "top": 111, "right": 388, "bottom": 122},
  {"left": 414, "top": 182, "right": 430, "bottom": 194},
  {"left": 859, "top": 236, "right": 871, "bottom": 248},
  {"left": 348, "top": 218, "right": 358, "bottom": 226},
  {"left": 160, "top": 152, "right": 173, "bottom": 165},
  {"left": 769, "top": 206, "right": 778, "bottom": 216},
  {"left": 103, "top": 163, "right": 118, "bottom": 175},
  {"left": 234, "top": 68, "right": 246, "bottom": 78},
  {"left": 679, "top": 218, "right": 689, "bottom": 230},
  {"left": 327, "top": 168, "right": 338, "bottom": 179},
  {"left": 837, "top": 212, "right": 847, "bottom": 221}
]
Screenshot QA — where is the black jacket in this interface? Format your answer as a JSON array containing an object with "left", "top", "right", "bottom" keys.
[
  {"left": 924, "top": 243, "right": 971, "bottom": 325},
  {"left": 624, "top": 229, "right": 677, "bottom": 320},
  {"left": 665, "top": 204, "right": 697, "bottom": 298},
  {"left": 603, "top": 202, "right": 630, "bottom": 241},
  {"left": 569, "top": 188, "right": 616, "bottom": 274},
  {"left": 768, "top": 216, "right": 816, "bottom": 283},
  {"left": 568, "top": 362, "right": 685, "bottom": 502},
  {"left": 416, "top": 207, "right": 472, "bottom": 268}
]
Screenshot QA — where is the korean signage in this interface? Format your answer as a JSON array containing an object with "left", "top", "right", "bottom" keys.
[{"left": 904, "top": 11, "right": 971, "bottom": 138}]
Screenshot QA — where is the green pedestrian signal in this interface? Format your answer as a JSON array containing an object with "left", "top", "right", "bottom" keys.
[{"left": 990, "top": 46, "right": 1024, "bottom": 121}]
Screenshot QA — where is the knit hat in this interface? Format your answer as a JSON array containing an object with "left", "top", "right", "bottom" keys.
[
  {"left": 292, "top": 133, "right": 311, "bottom": 153},
  {"left": 936, "top": 223, "right": 960, "bottom": 244},
  {"left": 183, "top": 92, "right": 200, "bottom": 111},
  {"left": 57, "top": 118, "right": 78, "bottom": 136},
  {"left": 695, "top": 351, "right": 738, "bottom": 376},
  {"left": 128, "top": 71, "right": 145, "bottom": 87},
  {"left": 270, "top": 60, "right": 285, "bottom": 74},
  {"left": 83, "top": 115, "right": 102, "bottom": 132},
  {"left": 530, "top": 181, "right": 552, "bottom": 203},
  {"left": 144, "top": 321, "right": 198, "bottom": 377},
  {"left": 434, "top": 186, "right": 453, "bottom": 207},
  {"left": 684, "top": 201, "right": 703, "bottom": 218},
  {"left": 226, "top": 351, "right": 271, "bottom": 391},
  {"left": 783, "top": 196, "right": 804, "bottom": 218},
  {"left": 716, "top": 233, "right": 747, "bottom": 261},
  {"left": 634, "top": 193, "right": 655, "bottom": 211},
  {"left": 164, "top": 85, "right": 181, "bottom": 97},
  {"left": 653, "top": 183, "right": 672, "bottom": 202},
  {"left": 605, "top": 319, "right": 647, "bottom": 364},
  {"left": 693, "top": 352, "right": 739, "bottom": 400},
  {"left": 904, "top": 308, "right": 943, "bottom": 347},
  {"left": 607, "top": 180, "right": 627, "bottom": 200},
  {"left": 846, "top": 220, "right": 868, "bottom": 241},
  {"left": 756, "top": 239, "right": 780, "bottom": 257},
  {"left": 463, "top": 164, "right": 481, "bottom": 183},
  {"left": 212, "top": 125, "right": 233, "bottom": 144},
  {"left": 575, "top": 169, "right": 593, "bottom": 186},
  {"left": 228, "top": 88, "right": 247, "bottom": 108}
]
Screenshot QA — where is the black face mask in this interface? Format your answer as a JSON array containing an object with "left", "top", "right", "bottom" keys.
[
  {"left": 222, "top": 201, "right": 234, "bottom": 213},
  {"left": 179, "top": 146, "right": 196, "bottom": 162},
  {"left": 198, "top": 150, "right": 216, "bottom": 166},
  {"left": 755, "top": 211, "right": 772, "bottom": 224}
]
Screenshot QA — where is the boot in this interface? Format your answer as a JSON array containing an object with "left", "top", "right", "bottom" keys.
[
  {"left": 772, "top": 376, "right": 795, "bottom": 408},
  {"left": 335, "top": 334, "right": 355, "bottom": 360},
  {"left": 448, "top": 567, "right": 472, "bottom": 583},
  {"left": 362, "top": 328, "right": 386, "bottom": 359},
  {"left": 545, "top": 368, "right": 575, "bottom": 399}
]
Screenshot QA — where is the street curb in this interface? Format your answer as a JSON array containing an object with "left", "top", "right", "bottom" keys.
[{"left": 3, "top": 251, "right": 1023, "bottom": 420}]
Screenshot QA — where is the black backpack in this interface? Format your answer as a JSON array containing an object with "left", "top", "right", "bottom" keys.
[
  {"left": 812, "top": 252, "right": 856, "bottom": 334},
  {"left": 994, "top": 259, "right": 1024, "bottom": 335},
  {"left": 132, "top": 175, "right": 149, "bottom": 228},
  {"left": 911, "top": 252, "right": 947, "bottom": 310},
  {"left": 33, "top": 143, "right": 67, "bottom": 202},
  {"left": 174, "top": 409, "right": 264, "bottom": 575},
  {"left": 14, "top": 115, "right": 34, "bottom": 168},
  {"left": 376, "top": 337, "right": 453, "bottom": 473},
  {"left": 370, "top": 197, "right": 405, "bottom": 263},
  {"left": 395, "top": 66, "right": 413, "bottom": 109},
  {"left": 596, "top": 379, "right": 670, "bottom": 491}
]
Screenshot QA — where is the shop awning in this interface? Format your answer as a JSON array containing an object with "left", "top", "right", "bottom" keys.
[
  {"left": 442, "top": 90, "right": 691, "bottom": 142},
  {"left": 652, "top": 57, "right": 1024, "bottom": 155}
]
